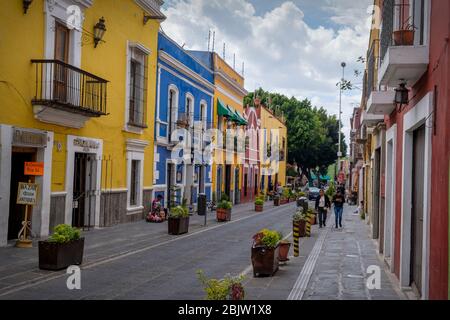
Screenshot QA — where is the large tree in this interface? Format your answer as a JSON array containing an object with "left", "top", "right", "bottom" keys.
[{"left": 245, "top": 89, "right": 347, "bottom": 180}]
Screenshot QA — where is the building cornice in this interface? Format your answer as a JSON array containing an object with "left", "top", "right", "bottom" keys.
[
  {"left": 159, "top": 50, "right": 215, "bottom": 92},
  {"left": 214, "top": 70, "right": 248, "bottom": 97},
  {"left": 134, "top": 0, "right": 166, "bottom": 21}
]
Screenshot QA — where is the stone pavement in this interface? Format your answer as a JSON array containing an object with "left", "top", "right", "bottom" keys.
[{"left": 301, "top": 204, "right": 406, "bottom": 300}]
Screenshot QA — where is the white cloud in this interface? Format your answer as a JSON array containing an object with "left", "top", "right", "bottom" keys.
[{"left": 160, "top": 0, "right": 372, "bottom": 149}]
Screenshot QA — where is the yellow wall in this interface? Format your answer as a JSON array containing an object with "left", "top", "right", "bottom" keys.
[
  {"left": 211, "top": 53, "right": 246, "bottom": 197},
  {"left": 260, "top": 106, "right": 287, "bottom": 192},
  {"left": 0, "top": 0, "right": 160, "bottom": 192}
]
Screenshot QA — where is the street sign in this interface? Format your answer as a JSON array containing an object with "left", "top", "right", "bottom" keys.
[
  {"left": 24, "top": 162, "right": 44, "bottom": 176},
  {"left": 16, "top": 182, "right": 38, "bottom": 205}
]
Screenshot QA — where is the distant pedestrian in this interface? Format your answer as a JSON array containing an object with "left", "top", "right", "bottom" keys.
[
  {"left": 332, "top": 190, "right": 345, "bottom": 228},
  {"left": 315, "top": 189, "right": 330, "bottom": 228}
]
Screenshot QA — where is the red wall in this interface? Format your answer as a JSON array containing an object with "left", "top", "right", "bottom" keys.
[{"left": 386, "top": 0, "right": 450, "bottom": 299}]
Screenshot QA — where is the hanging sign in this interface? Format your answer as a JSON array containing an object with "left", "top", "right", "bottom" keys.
[
  {"left": 24, "top": 162, "right": 44, "bottom": 176},
  {"left": 17, "top": 182, "right": 39, "bottom": 205}
]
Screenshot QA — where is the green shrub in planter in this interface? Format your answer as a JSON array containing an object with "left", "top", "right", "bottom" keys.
[
  {"left": 255, "top": 199, "right": 264, "bottom": 206},
  {"left": 169, "top": 205, "right": 189, "bottom": 218},
  {"left": 197, "top": 270, "right": 245, "bottom": 300},
  {"left": 217, "top": 200, "right": 232, "bottom": 210},
  {"left": 48, "top": 224, "right": 81, "bottom": 243}
]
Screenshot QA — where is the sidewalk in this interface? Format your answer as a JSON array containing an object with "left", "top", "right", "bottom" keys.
[{"left": 300, "top": 205, "right": 406, "bottom": 300}]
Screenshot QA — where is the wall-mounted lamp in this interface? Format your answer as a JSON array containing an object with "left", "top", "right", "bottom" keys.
[
  {"left": 23, "top": 0, "right": 33, "bottom": 14},
  {"left": 93, "top": 17, "right": 106, "bottom": 48},
  {"left": 394, "top": 81, "right": 409, "bottom": 112}
]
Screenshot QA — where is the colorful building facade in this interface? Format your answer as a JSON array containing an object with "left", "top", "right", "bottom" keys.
[
  {"left": 189, "top": 51, "right": 248, "bottom": 205},
  {"left": 153, "top": 32, "right": 214, "bottom": 208},
  {"left": 259, "top": 104, "right": 287, "bottom": 193},
  {"left": 0, "top": 0, "right": 164, "bottom": 246},
  {"left": 356, "top": 0, "right": 450, "bottom": 299}
]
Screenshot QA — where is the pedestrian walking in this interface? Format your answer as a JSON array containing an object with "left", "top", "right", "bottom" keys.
[
  {"left": 332, "top": 190, "right": 345, "bottom": 228},
  {"left": 315, "top": 189, "right": 330, "bottom": 228}
]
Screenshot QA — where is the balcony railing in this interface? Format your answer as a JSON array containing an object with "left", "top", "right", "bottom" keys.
[
  {"left": 380, "top": 0, "right": 395, "bottom": 63},
  {"left": 31, "top": 60, "right": 108, "bottom": 116}
]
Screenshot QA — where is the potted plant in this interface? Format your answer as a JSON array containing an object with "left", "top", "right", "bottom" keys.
[
  {"left": 197, "top": 270, "right": 245, "bottom": 300},
  {"left": 217, "top": 200, "right": 232, "bottom": 222},
  {"left": 168, "top": 204, "right": 190, "bottom": 235},
  {"left": 289, "top": 189, "right": 296, "bottom": 202},
  {"left": 255, "top": 196, "right": 264, "bottom": 212},
  {"left": 393, "top": 19, "right": 415, "bottom": 46},
  {"left": 278, "top": 239, "right": 291, "bottom": 262},
  {"left": 38, "top": 224, "right": 84, "bottom": 271},
  {"left": 293, "top": 210, "right": 308, "bottom": 238},
  {"left": 273, "top": 194, "right": 280, "bottom": 206},
  {"left": 251, "top": 229, "right": 281, "bottom": 277},
  {"left": 296, "top": 191, "right": 306, "bottom": 207},
  {"left": 280, "top": 188, "right": 290, "bottom": 205}
]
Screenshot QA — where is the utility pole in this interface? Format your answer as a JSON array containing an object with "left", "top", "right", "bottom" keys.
[{"left": 337, "top": 62, "right": 346, "bottom": 183}]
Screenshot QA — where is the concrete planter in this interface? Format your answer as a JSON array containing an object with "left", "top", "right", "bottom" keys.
[{"left": 38, "top": 238, "right": 84, "bottom": 271}]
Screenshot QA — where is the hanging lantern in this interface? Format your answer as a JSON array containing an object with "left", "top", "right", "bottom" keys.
[{"left": 93, "top": 17, "right": 106, "bottom": 48}]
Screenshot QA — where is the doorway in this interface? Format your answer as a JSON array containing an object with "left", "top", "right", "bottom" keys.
[
  {"left": 54, "top": 21, "right": 70, "bottom": 103},
  {"left": 225, "top": 165, "right": 231, "bottom": 199},
  {"left": 72, "top": 153, "right": 96, "bottom": 229},
  {"left": 373, "top": 148, "right": 381, "bottom": 240},
  {"left": 410, "top": 124, "right": 425, "bottom": 295},
  {"left": 8, "top": 149, "right": 35, "bottom": 240}
]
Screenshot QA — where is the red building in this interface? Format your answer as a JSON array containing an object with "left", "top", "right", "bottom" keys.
[
  {"left": 364, "top": 0, "right": 450, "bottom": 299},
  {"left": 241, "top": 105, "right": 261, "bottom": 203}
]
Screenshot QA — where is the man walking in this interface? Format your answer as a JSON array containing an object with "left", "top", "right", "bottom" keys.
[
  {"left": 315, "top": 189, "right": 330, "bottom": 228},
  {"left": 333, "top": 190, "right": 345, "bottom": 228}
]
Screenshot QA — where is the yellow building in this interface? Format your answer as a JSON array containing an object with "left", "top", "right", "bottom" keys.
[
  {"left": 259, "top": 105, "right": 287, "bottom": 193},
  {"left": 359, "top": 0, "right": 386, "bottom": 241},
  {"left": 212, "top": 54, "right": 248, "bottom": 204},
  {"left": 0, "top": 0, "right": 165, "bottom": 246}
]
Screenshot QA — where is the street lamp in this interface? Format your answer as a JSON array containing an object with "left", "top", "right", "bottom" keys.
[{"left": 337, "top": 62, "right": 346, "bottom": 181}]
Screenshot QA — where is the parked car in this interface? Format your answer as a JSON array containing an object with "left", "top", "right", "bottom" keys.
[{"left": 308, "top": 187, "right": 321, "bottom": 201}]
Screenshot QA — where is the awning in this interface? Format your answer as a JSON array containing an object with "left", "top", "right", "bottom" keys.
[
  {"left": 217, "top": 99, "right": 233, "bottom": 118},
  {"left": 233, "top": 110, "right": 248, "bottom": 126}
]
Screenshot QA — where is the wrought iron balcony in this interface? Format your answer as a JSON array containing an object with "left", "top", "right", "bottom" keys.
[{"left": 31, "top": 60, "right": 108, "bottom": 118}]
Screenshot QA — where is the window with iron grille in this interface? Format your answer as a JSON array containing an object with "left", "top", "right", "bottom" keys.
[
  {"left": 128, "top": 47, "right": 148, "bottom": 128},
  {"left": 130, "top": 160, "right": 140, "bottom": 206}
]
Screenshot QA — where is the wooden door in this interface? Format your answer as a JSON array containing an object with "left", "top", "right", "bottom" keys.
[{"left": 54, "top": 21, "right": 70, "bottom": 102}]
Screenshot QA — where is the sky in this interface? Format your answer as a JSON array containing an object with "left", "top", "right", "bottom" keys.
[{"left": 160, "top": 0, "right": 374, "bottom": 148}]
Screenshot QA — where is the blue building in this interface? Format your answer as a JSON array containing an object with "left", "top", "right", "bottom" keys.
[{"left": 153, "top": 32, "right": 214, "bottom": 209}]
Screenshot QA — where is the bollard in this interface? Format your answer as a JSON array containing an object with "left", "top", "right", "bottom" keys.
[
  {"left": 293, "top": 222, "right": 300, "bottom": 257},
  {"left": 305, "top": 211, "right": 315, "bottom": 237}
]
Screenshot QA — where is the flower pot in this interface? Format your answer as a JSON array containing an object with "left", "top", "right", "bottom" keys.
[
  {"left": 251, "top": 244, "right": 280, "bottom": 277},
  {"left": 393, "top": 30, "right": 414, "bottom": 46},
  {"left": 273, "top": 198, "right": 280, "bottom": 206},
  {"left": 38, "top": 238, "right": 85, "bottom": 271},
  {"left": 293, "top": 220, "right": 307, "bottom": 238},
  {"left": 217, "top": 208, "right": 231, "bottom": 222},
  {"left": 278, "top": 242, "right": 291, "bottom": 262},
  {"left": 168, "top": 216, "right": 190, "bottom": 235},
  {"left": 255, "top": 204, "right": 264, "bottom": 212}
]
